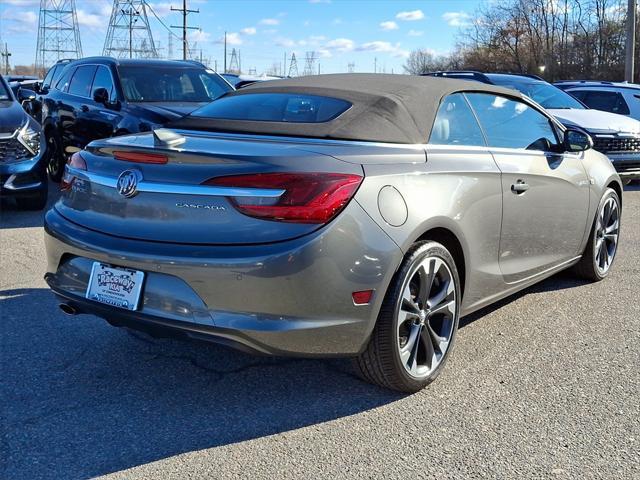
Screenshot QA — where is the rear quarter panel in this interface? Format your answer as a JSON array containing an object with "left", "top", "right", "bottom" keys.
[{"left": 352, "top": 144, "right": 504, "bottom": 314}]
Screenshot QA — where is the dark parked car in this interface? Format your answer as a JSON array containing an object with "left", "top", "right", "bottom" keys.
[
  {"left": 39, "top": 57, "right": 233, "bottom": 181},
  {"left": 555, "top": 80, "right": 640, "bottom": 121},
  {"left": 0, "top": 75, "right": 48, "bottom": 210}
]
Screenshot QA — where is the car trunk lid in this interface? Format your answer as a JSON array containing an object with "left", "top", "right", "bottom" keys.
[{"left": 56, "top": 131, "right": 363, "bottom": 245}]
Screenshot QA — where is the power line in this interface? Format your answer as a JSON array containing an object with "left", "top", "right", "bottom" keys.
[{"left": 170, "top": 0, "right": 199, "bottom": 61}]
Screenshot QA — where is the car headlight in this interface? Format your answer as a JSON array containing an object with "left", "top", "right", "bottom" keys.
[{"left": 17, "top": 121, "right": 41, "bottom": 157}]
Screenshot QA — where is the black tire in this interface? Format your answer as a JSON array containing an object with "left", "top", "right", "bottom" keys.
[
  {"left": 15, "top": 180, "right": 48, "bottom": 211},
  {"left": 45, "top": 131, "right": 65, "bottom": 183},
  {"left": 573, "top": 188, "right": 621, "bottom": 282},
  {"left": 354, "top": 241, "right": 461, "bottom": 393}
]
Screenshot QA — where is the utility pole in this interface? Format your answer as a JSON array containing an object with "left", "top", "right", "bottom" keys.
[
  {"left": 283, "top": 51, "right": 287, "bottom": 76},
  {"left": 625, "top": 0, "right": 637, "bottom": 82},
  {"left": 171, "top": 0, "right": 199, "bottom": 60},
  {"left": 224, "top": 31, "right": 227, "bottom": 73},
  {"left": 1, "top": 43, "right": 11, "bottom": 75},
  {"left": 123, "top": 6, "right": 139, "bottom": 58},
  {"left": 374, "top": 57, "right": 377, "bottom": 73}
]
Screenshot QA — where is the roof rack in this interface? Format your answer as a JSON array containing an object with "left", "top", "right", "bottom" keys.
[{"left": 422, "top": 71, "right": 493, "bottom": 84}]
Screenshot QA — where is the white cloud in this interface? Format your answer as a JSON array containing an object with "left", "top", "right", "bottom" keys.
[
  {"left": 1, "top": 9, "right": 37, "bottom": 32},
  {"left": 259, "top": 18, "right": 280, "bottom": 25},
  {"left": 147, "top": 2, "right": 174, "bottom": 17},
  {"left": 325, "top": 38, "right": 354, "bottom": 52},
  {"left": 442, "top": 12, "right": 471, "bottom": 27},
  {"left": 189, "top": 29, "right": 211, "bottom": 43},
  {"left": 309, "top": 35, "right": 326, "bottom": 42},
  {"left": 215, "top": 32, "right": 242, "bottom": 45},
  {"left": 380, "top": 21, "right": 399, "bottom": 31},
  {"left": 241, "top": 27, "right": 257, "bottom": 35},
  {"left": 357, "top": 41, "right": 409, "bottom": 58},
  {"left": 408, "top": 29, "right": 423, "bottom": 37},
  {"left": 76, "top": 9, "right": 104, "bottom": 29},
  {"left": 331, "top": 18, "right": 343, "bottom": 25},
  {"left": 275, "top": 37, "right": 297, "bottom": 48},
  {"left": 396, "top": 10, "right": 424, "bottom": 21},
  {"left": 1, "top": 0, "right": 39, "bottom": 5},
  {"left": 317, "top": 49, "right": 332, "bottom": 58}
]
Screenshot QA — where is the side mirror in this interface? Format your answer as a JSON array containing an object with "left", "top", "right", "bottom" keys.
[
  {"left": 17, "top": 88, "right": 36, "bottom": 103},
  {"left": 564, "top": 128, "right": 593, "bottom": 152},
  {"left": 93, "top": 87, "right": 109, "bottom": 105}
]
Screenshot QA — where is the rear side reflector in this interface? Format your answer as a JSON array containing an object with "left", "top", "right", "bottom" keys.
[
  {"left": 113, "top": 151, "right": 169, "bottom": 164},
  {"left": 61, "top": 152, "right": 87, "bottom": 191},
  {"left": 352, "top": 290, "right": 374, "bottom": 305},
  {"left": 205, "top": 172, "right": 363, "bottom": 224}
]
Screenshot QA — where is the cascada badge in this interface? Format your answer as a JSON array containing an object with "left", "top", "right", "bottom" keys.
[
  {"left": 96, "top": 270, "right": 136, "bottom": 294},
  {"left": 116, "top": 169, "right": 143, "bottom": 198}
]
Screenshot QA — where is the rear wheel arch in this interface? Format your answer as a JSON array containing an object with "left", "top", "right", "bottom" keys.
[{"left": 414, "top": 227, "right": 466, "bottom": 300}]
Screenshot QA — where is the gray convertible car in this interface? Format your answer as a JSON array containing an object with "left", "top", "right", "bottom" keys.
[{"left": 45, "top": 74, "right": 622, "bottom": 392}]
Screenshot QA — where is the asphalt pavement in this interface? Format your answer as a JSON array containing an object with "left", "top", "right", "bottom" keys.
[{"left": 1, "top": 184, "right": 639, "bottom": 479}]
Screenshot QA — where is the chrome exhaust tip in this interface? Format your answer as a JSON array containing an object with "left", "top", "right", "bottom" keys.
[{"left": 59, "top": 303, "right": 77, "bottom": 316}]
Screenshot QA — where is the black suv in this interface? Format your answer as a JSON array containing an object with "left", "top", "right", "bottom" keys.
[{"left": 37, "top": 57, "right": 232, "bottom": 181}]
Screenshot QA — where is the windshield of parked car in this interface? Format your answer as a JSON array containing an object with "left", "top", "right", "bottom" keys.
[
  {"left": 0, "top": 77, "right": 10, "bottom": 101},
  {"left": 487, "top": 76, "right": 585, "bottom": 109},
  {"left": 190, "top": 93, "right": 352, "bottom": 123},
  {"left": 118, "top": 66, "right": 232, "bottom": 102}
]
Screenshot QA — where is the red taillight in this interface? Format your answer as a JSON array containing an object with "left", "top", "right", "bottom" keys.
[
  {"left": 206, "top": 172, "right": 363, "bottom": 224},
  {"left": 113, "top": 151, "right": 169, "bottom": 164},
  {"left": 60, "top": 152, "right": 87, "bottom": 191}
]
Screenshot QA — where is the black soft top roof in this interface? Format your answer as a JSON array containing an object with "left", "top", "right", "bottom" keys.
[{"left": 174, "top": 73, "right": 523, "bottom": 144}]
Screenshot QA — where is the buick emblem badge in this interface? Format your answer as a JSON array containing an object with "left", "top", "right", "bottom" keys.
[{"left": 116, "top": 169, "right": 142, "bottom": 198}]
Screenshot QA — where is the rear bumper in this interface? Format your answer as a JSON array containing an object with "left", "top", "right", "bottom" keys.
[{"left": 44, "top": 203, "right": 403, "bottom": 357}]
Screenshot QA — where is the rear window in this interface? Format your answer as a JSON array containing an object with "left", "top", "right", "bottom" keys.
[{"left": 191, "top": 93, "right": 352, "bottom": 123}]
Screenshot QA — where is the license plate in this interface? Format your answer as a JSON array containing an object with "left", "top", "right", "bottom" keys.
[{"left": 85, "top": 262, "right": 144, "bottom": 311}]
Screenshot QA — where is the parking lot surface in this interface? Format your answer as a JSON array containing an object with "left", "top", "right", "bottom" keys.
[{"left": 1, "top": 185, "right": 639, "bottom": 480}]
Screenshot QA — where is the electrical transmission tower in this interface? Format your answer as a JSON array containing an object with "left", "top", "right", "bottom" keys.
[
  {"left": 35, "top": 0, "right": 83, "bottom": 74},
  {"left": 347, "top": 62, "right": 355, "bottom": 73},
  {"left": 103, "top": 0, "right": 158, "bottom": 59},
  {"left": 303, "top": 51, "right": 317, "bottom": 76},
  {"left": 228, "top": 48, "right": 240, "bottom": 74},
  {"left": 288, "top": 52, "right": 298, "bottom": 77}
]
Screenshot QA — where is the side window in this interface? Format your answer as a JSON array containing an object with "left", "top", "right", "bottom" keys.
[
  {"left": 429, "top": 93, "right": 485, "bottom": 146},
  {"left": 582, "top": 90, "right": 630, "bottom": 116},
  {"left": 67, "top": 65, "right": 97, "bottom": 98},
  {"left": 466, "top": 93, "right": 559, "bottom": 151},
  {"left": 91, "top": 66, "right": 115, "bottom": 101},
  {"left": 55, "top": 66, "right": 75, "bottom": 92},
  {"left": 568, "top": 90, "right": 587, "bottom": 102},
  {"left": 42, "top": 65, "right": 57, "bottom": 88}
]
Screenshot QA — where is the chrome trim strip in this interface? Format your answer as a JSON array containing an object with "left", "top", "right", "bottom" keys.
[
  {"left": 4, "top": 174, "right": 42, "bottom": 191},
  {"left": 67, "top": 167, "right": 285, "bottom": 198}
]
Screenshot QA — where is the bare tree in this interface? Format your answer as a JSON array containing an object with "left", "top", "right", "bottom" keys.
[{"left": 403, "top": 50, "right": 455, "bottom": 74}]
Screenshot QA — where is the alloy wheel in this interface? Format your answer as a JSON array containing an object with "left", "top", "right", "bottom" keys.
[
  {"left": 46, "top": 135, "right": 62, "bottom": 179},
  {"left": 396, "top": 256, "right": 457, "bottom": 379},
  {"left": 594, "top": 196, "right": 619, "bottom": 275}
]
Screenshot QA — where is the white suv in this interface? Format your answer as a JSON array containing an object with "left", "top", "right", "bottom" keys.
[{"left": 424, "top": 72, "right": 640, "bottom": 185}]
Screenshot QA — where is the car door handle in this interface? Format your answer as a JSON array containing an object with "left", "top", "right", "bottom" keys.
[{"left": 511, "top": 180, "right": 529, "bottom": 194}]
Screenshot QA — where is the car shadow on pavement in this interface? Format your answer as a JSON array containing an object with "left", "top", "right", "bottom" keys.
[
  {"left": 0, "top": 182, "right": 59, "bottom": 229},
  {"left": 1, "top": 287, "right": 403, "bottom": 480}
]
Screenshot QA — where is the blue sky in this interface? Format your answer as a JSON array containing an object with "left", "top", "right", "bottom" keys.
[{"left": 0, "top": 0, "right": 481, "bottom": 74}]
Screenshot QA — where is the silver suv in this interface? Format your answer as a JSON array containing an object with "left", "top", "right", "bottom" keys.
[{"left": 555, "top": 81, "right": 640, "bottom": 121}]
